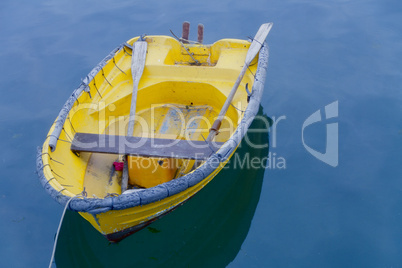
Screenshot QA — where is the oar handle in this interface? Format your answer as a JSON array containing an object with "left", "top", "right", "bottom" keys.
[
  {"left": 206, "top": 64, "right": 248, "bottom": 141},
  {"left": 209, "top": 119, "right": 222, "bottom": 136}
]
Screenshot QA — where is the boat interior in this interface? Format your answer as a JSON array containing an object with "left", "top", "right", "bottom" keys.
[{"left": 43, "top": 36, "right": 258, "bottom": 199}]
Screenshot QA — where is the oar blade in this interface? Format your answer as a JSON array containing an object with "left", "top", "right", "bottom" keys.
[
  {"left": 127, "top": 39, "right": 148, "bottom": 136},
  {"left": 245, "top": 22, "right": 273, "bottom": 64},
  {"left": 131, "top": 40, "right": 148, "bottom": 87}
]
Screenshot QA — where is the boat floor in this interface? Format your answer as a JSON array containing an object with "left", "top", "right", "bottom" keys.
[{"left": 83, "top": 104, "right": 215, "bottom": 198}]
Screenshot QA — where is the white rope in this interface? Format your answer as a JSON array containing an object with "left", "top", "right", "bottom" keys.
[{"left": 48, "top": 195, "right": 81, "bottom": 268}]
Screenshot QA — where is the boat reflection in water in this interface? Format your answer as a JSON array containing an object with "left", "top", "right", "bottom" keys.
[{"left": 55, "top": 107, "right": 271, "bottom": 267}]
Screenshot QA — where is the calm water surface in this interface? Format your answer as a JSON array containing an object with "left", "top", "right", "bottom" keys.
[{"left": 0, "top": 0, "right": 401, "bottom": 267}]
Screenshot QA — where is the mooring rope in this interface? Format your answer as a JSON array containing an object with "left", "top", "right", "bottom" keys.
[
  {"left": 169, "top": 29, "right": 200, "bottom": 65},
  {"left": 48, "top": 193, "right": 83, "bottom": 268}
]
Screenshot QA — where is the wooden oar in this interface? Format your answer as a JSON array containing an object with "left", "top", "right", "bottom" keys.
[
  {"left": 121, "top": 37, "right": 148, "bottom": 193},
  {"left": 207, "top": 23, "right": 273, "bottom": 142}
]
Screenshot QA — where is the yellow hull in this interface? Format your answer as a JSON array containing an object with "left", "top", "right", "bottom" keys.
[
  {"left": 37, "top": 34, "right": 269, "bottom": 241},
  {"left": 79, "top": 151, "right": 232, "bottom": 241}
]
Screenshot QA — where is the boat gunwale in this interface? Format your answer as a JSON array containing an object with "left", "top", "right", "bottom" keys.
[{"left": 36, "top": 41, "right": 269, "bottom": 214}]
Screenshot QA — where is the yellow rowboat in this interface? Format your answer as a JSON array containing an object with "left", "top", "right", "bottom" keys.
[{"left": 36, "top": 23, "right": 272, "bottom": 242}]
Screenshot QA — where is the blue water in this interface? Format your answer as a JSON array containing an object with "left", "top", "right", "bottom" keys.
[{"left": 1, "top": 0, "right": 401, "bottom": 267}]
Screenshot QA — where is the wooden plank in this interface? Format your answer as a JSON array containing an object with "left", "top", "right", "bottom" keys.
[{"left": 71, "top": 133, "right": 223, "bottom": 160}]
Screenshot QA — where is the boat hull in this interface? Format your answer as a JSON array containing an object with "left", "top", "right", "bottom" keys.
[{"left": 103, "top": 204, "right": 176, "bottom": 242}]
